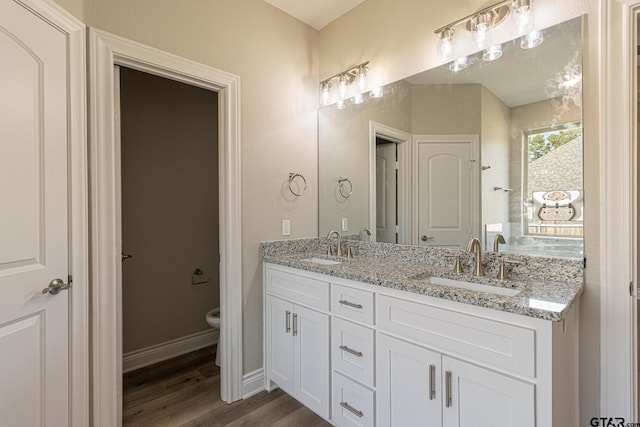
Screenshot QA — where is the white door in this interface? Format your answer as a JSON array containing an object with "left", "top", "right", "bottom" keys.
[
  {"left": 417, "top": 140, "right": 474, "bottom": 247},
  {"left": 294, "top": 304, "right": 330, "bottom": 419},
  {"left": 0, "top": 1, "right": 70, "bottom": 425},
  {"left": 265, "top": 295, "right": 294, "bottom": 394},
  {"left": 377, "top": 334, "right": 442, "bottom": 427},
  {"left": 376, "top": 142, "right": 397, "bottom": 243},
  {"left": 442, "top": 357, "right": 534, "bottom": 427}
]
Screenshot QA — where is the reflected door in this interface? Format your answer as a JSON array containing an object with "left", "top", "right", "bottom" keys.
[
  {"left": 417, "top": 140, "right": 473, "bottom": 247},
  {"left": 0, "top": 1, "right": 71, "bottom": 425},
  {"left": 376, "top": 142, "right": 398, "bottom": 243}
]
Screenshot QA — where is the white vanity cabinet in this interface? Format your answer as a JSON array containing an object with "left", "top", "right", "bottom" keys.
[
  {"left": 264, "top": 267, "right": 331, "bottom": 419},
  {"left": 263, "top": 263, "right": 578, "bottom": 427}
]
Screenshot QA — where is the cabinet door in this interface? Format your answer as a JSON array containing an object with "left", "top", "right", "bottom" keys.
[
  {"left": 294, "top": 304, "right": 330, "bottom": 419},
  {"left": 442, "top": 357, "right": 534, "bottom": 427},
  {"left": 265, "top": 295, "right": 294, "bottom": 394},
  {"left": 377, "top": 334, "right": 442, "bottom": 427}
]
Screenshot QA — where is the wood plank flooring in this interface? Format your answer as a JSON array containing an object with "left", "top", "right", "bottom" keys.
[{"left": 123, "top": 346, "right": 330, "bottom": 426}]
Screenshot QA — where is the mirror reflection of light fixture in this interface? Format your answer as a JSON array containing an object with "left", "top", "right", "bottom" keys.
[
  {"left": 353, "top": 93, "right": 364, "bottom": 105},
  {"left": 370, "top": 87, "right": 383, "bottom": 98},
  {"left": 513, "top": 0, "right": 533, "bottom": 35},
  {"left": 336, "top": 99, "right": 346, "bottom": 110},
  {"left": 449, "top": 56, "right": 468, "bottom": 72},
  {"left": 483, "top": 44, "right": 503, "bottom": 61},
  {"left": 521, "top": 29, "right": 543, "bottom": 49},
  {"left": 319, "top": 61, "right": 370, "bottom": 106}
]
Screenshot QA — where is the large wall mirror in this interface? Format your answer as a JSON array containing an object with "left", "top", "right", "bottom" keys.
[{"left": 318, "top": 16, "right": 583, "bottom": 258}]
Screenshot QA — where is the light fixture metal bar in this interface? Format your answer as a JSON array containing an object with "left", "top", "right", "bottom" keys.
[
  {"left": 320, "top": 61, "right": 370, "bottom": 86},
  {"left": 433, "top": 0, "right": 512, "bottom": 35}
]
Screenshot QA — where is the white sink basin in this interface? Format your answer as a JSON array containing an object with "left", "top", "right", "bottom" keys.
[
  {"left": 302, "top": 257, "right": 343, "bottom": 266},
  {"left": 427, "top": 276, "right": 521, "bottom": 296}
]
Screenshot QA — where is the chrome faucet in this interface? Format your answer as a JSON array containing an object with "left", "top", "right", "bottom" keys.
[
  {"left": 466, "top": 238, "right": 484, "bottom": 276},
  {"left": 359, "top": 227, "right": 372, "bottom": 241},
  {"left": 326, "top": 229, "right": 343, "bottom": 257},
  {"left": 493, "top": 233, "right": 506, "bottom": 252}
]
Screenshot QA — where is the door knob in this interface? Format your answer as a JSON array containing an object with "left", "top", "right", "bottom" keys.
[
  {"left": 121, "top": 252, "right": 133, "bottom": 262},
  {"left": 42, "top": 278, "right": 70, "bottom": 295},
  {"left": 421, "top": 235, "right": 434, "bottom": 242}
]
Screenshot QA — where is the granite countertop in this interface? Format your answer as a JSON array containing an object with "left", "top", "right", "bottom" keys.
[{"left": 262, "top": 248, "right": 584, "bottom": 322}]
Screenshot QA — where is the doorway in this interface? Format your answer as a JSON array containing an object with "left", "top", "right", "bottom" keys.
[
  {"left": 90, "top": 29, "right": 242, "bottom": 426},
  {"left": 118, "top": 67, "right": 220, "bottom": 378},
  {"left": 376, "top": 137, "right": 398, "bottom": 243}
]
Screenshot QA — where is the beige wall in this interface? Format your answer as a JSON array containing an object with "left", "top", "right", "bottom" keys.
[
  {"left": 320, "top": 0, "right": 600, "bottom": 423},
  {"left": 480, "top": 87, "right": 511, "bottom": 235},
  {"left": 119, "top": 68, "right": 219, "bottom": 354},
  {"left": 78, "top": 0, "right": 319, "bottom": 374},
  {"left": 411, "top": 84, "right": 481, "bottom": 135}
]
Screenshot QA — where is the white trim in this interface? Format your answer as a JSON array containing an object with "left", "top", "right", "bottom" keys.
[
  {"left": 14, "top": 1, "right": 90, "bottom": 426},
  {"left": 412, "top": 134, "right": 481, "bottom": 246},
  {"left": 89, "top": 29, "right": 243, "bottom": 427},
  {"left": 123, "top": 330, "right": 218, "bottom": 373},
  {"left": 242, "top": 368, "right": 266, "bottom": 399},
  {"left": 600, "top": 0, "right": 638, "bottom": 420},
  {"left": 369, "top": 122, "right": 412, "bottom": 244}
]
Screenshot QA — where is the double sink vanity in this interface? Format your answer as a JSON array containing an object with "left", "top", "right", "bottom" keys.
[{"left": 261, "top": 236, "right": 583, "bottom": 426}]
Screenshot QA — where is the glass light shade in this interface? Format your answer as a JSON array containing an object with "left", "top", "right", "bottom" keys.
[
  {"left": 320, "top": 82, "right": 331, "bottom": 104},
  {"left": 336, "top": 99, "right": 346, "bottom": 110},
  {"left": 356, "top": 68, "right": 367, "bottom": 90},
  {"left": 513, "top": 5, "right": 534, "bottom": 35},
  {"left": 483, "top": 44, "right": 503, "bottom": 61},
  {"left": 437, "top": 28, "right": 455, "bottom": 61},
  {"left": 338, "top": 75, "right": 349, "bottom": 97},
  {"left": 521, "top": 29, "right": 543, "bottom": 49},
  {"left": 471, "top": 12, "right": 492, "bottom": 48},
  {"left": 370, "top": 87, "right": 383, "bottom": 98},
  {"left": 353, "top": 93, "right": 364, "bottom": 105},
  {"left": 449, "top": 56, "right": 468, "bottom": 72}
]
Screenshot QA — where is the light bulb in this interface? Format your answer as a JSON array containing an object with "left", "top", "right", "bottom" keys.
[
  {"left": 338, "top": 74, "right": 349, "bottom": 97},
  {"left": 471, "top": 12, "right": 492, "bottom": 48},
  {"left": 320, "top": 82, "right": 331, "bottom": 104},
  {"left": 449, "top": 56, "right": 468, "bottom": 72},
  {"left": 437, "top": 28, "right": 455, "bottom": 61},
  {"left": 370, "top": 87, "right": 383, "bottom": 98},
  {"left": 353, "top": 93, "right": 364, "bottom": 105},
  {"left": 483, "top": 44, "right": 502, "bottom": 61},
  {"left": 513, "top": 0, "right": 534, "bottom": 35},
  {"left": 521, "top": 29, "right": 543, "bottom": 49},
  {"left": 356, "top": 66, "right": 367, "bottom": 90}
]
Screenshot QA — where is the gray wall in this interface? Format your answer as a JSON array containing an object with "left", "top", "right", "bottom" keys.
[{"left": 120, "top": 68, "right": 219, "bottom": 353}]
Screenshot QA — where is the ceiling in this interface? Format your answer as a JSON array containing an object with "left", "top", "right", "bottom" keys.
[{"left": 263, "top": 0, "right": 367, "bottom": 30}]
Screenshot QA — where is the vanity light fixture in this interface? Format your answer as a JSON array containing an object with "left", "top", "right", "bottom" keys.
[
  {"left": 353, "top": 93, "right": 364, "bottom": 105},
  {"left": 449, "top": 56, "right": 468, "bottom": 72},
  {"left": 434, "top": 0, "right": 541, "bottom": 67},
  {"left": 336, "top": 99, "right": 346, "bottom": 110},
  {"left": 319, "top": 61, "right": 370, "bottom": 105},
  {"left": 370, "top": 87, "right": 384, "bottom": 98}
]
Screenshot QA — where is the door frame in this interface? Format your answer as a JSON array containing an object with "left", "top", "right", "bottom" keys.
[
  {"left": 369, "top": 121, "right": 412, "bottom": 244},
  {"left": 89, "top": 29, "right": 243, "bottom": 425},
  {"left": 600, "top": 0, "right": 639, "bottom": 420},
  {"left": 12, "top": 0, "right": 90, "bottom": 425},
  {"left": 412, "top": 134, "right": 480, "bottom": 247}
]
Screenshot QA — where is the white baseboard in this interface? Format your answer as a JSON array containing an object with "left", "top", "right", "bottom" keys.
[
  {"left": 123, "top": 329, "right": 218, "bottom": 373},
  {"left": 242, "top": 368, "right": 265, "bottom": 399}
]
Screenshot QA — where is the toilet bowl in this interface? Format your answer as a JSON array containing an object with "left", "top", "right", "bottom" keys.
[{"left": 205, "top": 307, "right": 221, "bottom": 366}]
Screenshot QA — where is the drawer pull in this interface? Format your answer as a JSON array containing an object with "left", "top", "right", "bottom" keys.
[
  {"left": 445, "top": 370, "right": 452, "bottom": 408},
  {"left": 285, "top": 310, "right": 291, "bottom": 333},
  {"left": 339, "top": 345, "right": 363, "bottom": 357},
  {"left": 340, "top": 401, "right": 364, "bottom": 418},
  {"left": 339, "top": 299, "right": 363, "bottom": 309},
  {"left": 429, "top": 364, "right": 436, "bottom": 400},
  {"left": 292, "top": 313, "right": 298, "bottom": 336}
]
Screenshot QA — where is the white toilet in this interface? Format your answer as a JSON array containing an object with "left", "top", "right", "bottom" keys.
[{"left": 205, "top": 307, "right": 221, "bottom": 366}]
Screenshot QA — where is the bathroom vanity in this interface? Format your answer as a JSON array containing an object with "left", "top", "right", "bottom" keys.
[{"left": 261, "top": 238, "right": 582, "bottom": 427}]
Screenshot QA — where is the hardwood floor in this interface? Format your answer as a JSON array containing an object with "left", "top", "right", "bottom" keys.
[{"left": 123, "top": 346, "right": 330, "bottom": 426}]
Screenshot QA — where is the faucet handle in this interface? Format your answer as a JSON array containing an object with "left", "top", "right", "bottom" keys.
[
  {"left": 327, "top": 244, "right": 334, "bottom": 256},
  {"left": 497, "top": 258, "right": 520, "bottom": 280},
  {"left": 445, "top": 255, "right": 464, "bottom": 273}
]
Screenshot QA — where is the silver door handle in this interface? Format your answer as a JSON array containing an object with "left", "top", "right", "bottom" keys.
[
  {"left": 292, "top": 313, "right": 298, "bottom": 336},
  {"left": 429, "top": 364, "right": 436, "bottom": 400},
  {"left": 339, "top": 299, "right": 363, "bottom": 309},
  {"left": 285, "top": 310, "right": 291, "bottom": 333},
  {"left": 42, "top": 278, "right": 71, "bottom": 295},
  {"left": 421, "top": 235, "right": 434, "bottom": 242},
  {"left": 121, "top": 252, "right": 133, "bottom": 262},
  {"left": 445, "top": 370, "right": 452, "bottom": 408}
]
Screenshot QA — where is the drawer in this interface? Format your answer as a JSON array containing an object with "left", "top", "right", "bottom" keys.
[
  {"left": 332, "top": 317, "right": 375, "bottom": 387},
  {"left": 332, "top": 371, "right": 375, "bottom": 427},
  {"left": 332, "top": 284, "right": 374, "bottom": 325},
  {"left": 377, "top": 295, "right": 536, "bottom": 378},
  {"left": 266, "top": 267, "right": 330, "bottom": 310}
]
